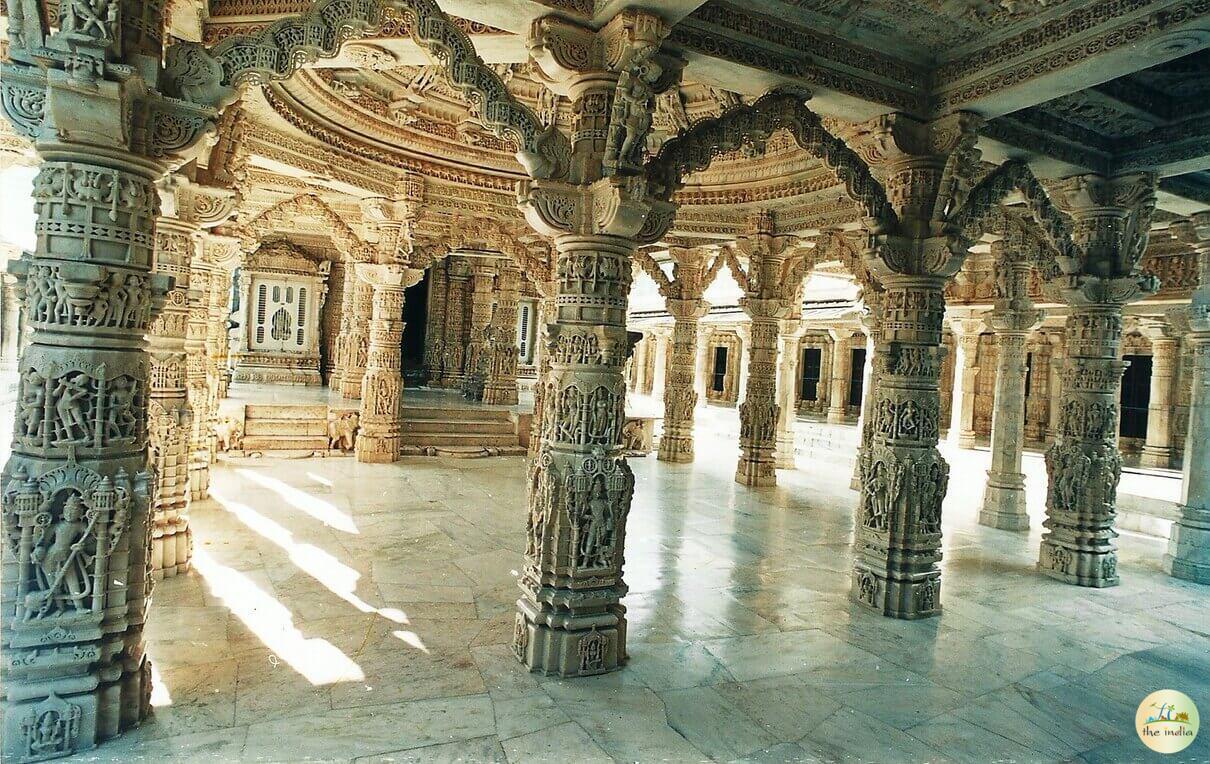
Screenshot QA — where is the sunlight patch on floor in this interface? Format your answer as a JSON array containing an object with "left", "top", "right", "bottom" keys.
[{"left": 192, "top": 548, "right": 365, "bottom": 685}]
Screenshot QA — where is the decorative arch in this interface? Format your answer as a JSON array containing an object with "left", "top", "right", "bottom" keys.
[
  {"left": 165, "top": 0, "right": 568, "bottom": 179},
  {"left": 236, "top": 194, "right": 371, "bottom": 261},
  {"left": 951, "top": 160, "right": 1081, "bottom": 272},
  {"left": 632, "top": 247, "right": 726, "bottom": 301},
  {"left": 645, "top": 92, "right": 896, "bottom": 232},
  {"left": 447, "top": 216, "right": 556, "bottom": 296}
]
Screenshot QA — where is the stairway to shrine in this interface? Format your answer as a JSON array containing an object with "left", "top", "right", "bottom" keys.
[
  {"left": 400, "top": 403, "right": 526, "bottom": 457},
  {"left": 239, "top": 404, "right": 334, "bottom": 453}
]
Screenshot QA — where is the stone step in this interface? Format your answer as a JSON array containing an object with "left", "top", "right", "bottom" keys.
[
  {"left": 240, "top": 435, "right": 329, "bottom": 451},
  {"left": 244, "top": 404, "right": 330, "bottom": 420},
  {"left": 402, "top": 418, "right": 516, "bottom": 435},
  {"left": 244, "top": 418, "right": 329, "bottom": 437},
  {"left": 403, "top": 432, "right": 521, "bottom": 448},
  {"left": 401, "top": 405, "right": 513, "bottom": 422}
]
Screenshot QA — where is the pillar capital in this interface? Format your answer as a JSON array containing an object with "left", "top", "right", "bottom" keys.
[
  {"left": 665, "top": 297, "right": 709, "bottom": 321},
  {"left": 985, "top": 306, "right": 1044, "bottom": 337},
  {"left": 355, "top": 263, "right": 424, "bottom": 290}
]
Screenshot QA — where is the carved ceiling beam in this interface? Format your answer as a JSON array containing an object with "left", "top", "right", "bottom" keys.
[{"left": 932, "top": 0, "right": 1210, "bottom": 118}]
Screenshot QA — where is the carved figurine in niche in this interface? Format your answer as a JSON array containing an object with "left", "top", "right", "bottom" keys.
[
  {"left": 21, "top": 700, "right": 82, "bottom": 761},
  {"left": 19, "top": 371, "right": 46, "bottom": 439},
  {"left": 105, "top": 377, "right": 137, "bottom": 442},
  {"left": 576, "top": 476, "right": 614, "bottom": 570},
  {"left": 29, "top": 494, "right": 94, "bottom": 619},
  {"left": 588, "top": 388, "right": 614, "bottom": 444},
  {"left": 52, "top": 373, "right": 91, "bottom": 444},
  {"left": 621, "top": 419, "right": 649, "bottom": 453}
]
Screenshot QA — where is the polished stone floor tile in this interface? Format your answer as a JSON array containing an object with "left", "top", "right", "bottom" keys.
[{"left": 58, "top": 413, "right": 1209, "bottom": 763}]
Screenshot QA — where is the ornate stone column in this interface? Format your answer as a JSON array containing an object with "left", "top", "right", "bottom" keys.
[
  {"left": 826, "top": 329, "right": 851, "bottom": 423},
  {"left": 694, "top": 325, "right": 712, "bottom": 409},
  {"left": 514, "top": 7, "right": 682, "bottom": 677},
  {"left": 635, "top": 246, "right": 720, "bottom": 463},
  {"left": 851, "top": 111, "right": 982, "bottom": 619},
  {"left": 527, "top": 295, "right": 556, "bottom": 461},
  {"left": 659, "top": 298, "right": 709, "bottom": 461},
  {"left": 947, "top": 318, "right": 983, "bottom": 448},
  {"left": 1046, "top": 333, "right": 1065, "bottom": 443},
  {"left": 147, "top": 216, "right": 196, "bottom": 580},
  {"left": 0, "top": 274, "right": 20, "bottom": 369},
  {"left": 463, "top": 261, "right": 498, "bottom": 401},
  {"left": 980, "top": 239, "right": 1043, "bottom": 531},
  {"left": 423, "top": 262, "right": 447, "bottom": 385},
  {"left": 330, "top": 263, "right": 358, "bottom": 392},
  {"left": 1140, "top": 324, "right": 1179, "bottom": 468},
  {"left": 649, "top": 329, "right": 671, "bottom": 403},
  {"left": 775, "top": 320, "right": 803, "bottom": 469},
  {"left": 440, "top": 258, "right": 469, "bottom": 388},
  {"left": 852, "top": 290, "right": 884, "bottom": 491},
  {"left": 0, "top": 0, "right": 209, "bottom": 746},
  {"left": 200, "top": 235, "right": 240, "bottom": 464},
  {"left": 1164, "top": 217, "right": 1210, "bottom": 583},
  {"left": 355, "top": 265, "right": 424, "bottom": 463},
  {"left": 483, "top": 262, "right": 522, "bottom": 405},
  {"left": 339, "top": 273, "right": 373, "bottom": 399},
  {"left": 1038, "top": 173, "right": 1159, "bottom": 587},
  {"left": 729, "top": 215, "right": 801, "bottom": 487}
]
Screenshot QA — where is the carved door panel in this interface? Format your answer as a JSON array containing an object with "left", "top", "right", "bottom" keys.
[{"left": 250, "top": 279, "right": 312, "bottom": 353}]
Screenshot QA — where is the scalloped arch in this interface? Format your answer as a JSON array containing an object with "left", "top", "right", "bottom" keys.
[
  {"left": 236, "top": 194, "right": 371, "bottom": 261},
  {"left": 646, "top": 92, "right": 896, "bottom": 233}
]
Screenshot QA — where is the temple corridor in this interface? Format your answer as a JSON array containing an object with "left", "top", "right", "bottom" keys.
[{"left": 50, "top": 407, "right": 1209, "bottom": 763}]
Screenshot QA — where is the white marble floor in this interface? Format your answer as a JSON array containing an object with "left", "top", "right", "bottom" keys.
[{"left": 43, "top": 416, "right": 1210, "bottom": 763}]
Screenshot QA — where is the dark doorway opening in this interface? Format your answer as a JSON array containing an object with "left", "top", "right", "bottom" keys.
[
  {"left": 712, "top": 346, "right": 728, "bottom": 393},
  {"left": 800, "top": 347, "right": 822, "bottom": 402},
  {"left": 1119, "top": 354, "right": 1151, "bottom": 439},
  {"left": 848, "top": 348, "right": 867, "bottom": 408},
  {"left": 401, "top": 271, "right": 429, "bottom": 387}
]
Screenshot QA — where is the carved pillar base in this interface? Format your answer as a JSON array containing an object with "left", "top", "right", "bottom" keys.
[
  {"left": 1139, "top": 447, "right": 1174, "bottom": 470},
  {"left": 979, "top": 478, "right": 1030, "bottom": 531}
]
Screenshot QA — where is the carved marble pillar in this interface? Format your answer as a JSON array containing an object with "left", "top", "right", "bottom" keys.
[
  {"left": 1164, "top": 219, "right": 1210, "bottom": 583},
  {"left": 2, "top": 88, "right": 176, "bottom": 758},
  {"left": 0, "top": 274, "right": 20, "bottom": 368},
  {"left": 948, "top": 318, "right": 983, "bottom": 448},
  {"left": 826, "top": 329, "right": 851, "bottom": 423},
  {"left": 1140, "top": 326, "right": 1179, "bottom": 469},
  {"left": 650, "top": 329, "right": 670, "bottom": 404},
  {"left": 852, "top": 292, "right": 884, "bottom": 491},
  {"left": 775, "top": 320, "right": 803, "bottom": 469},
  {"left": 658, "top": 299, "right": 708, "bottom": 462},
  {"left": 202, "top": 236, "right": 239, "bottom": 459},
  {"left": 423, "top": 262, "right": 447, "bottom": 385},
  {"left": 355, "top": 265, "right": 423, "bottom": 463},
  {"left": 514, "top": 5, "right": 682, "bottom": 676},
  {"left": 851, "top": 110, "right": 983, "bottom": 620},
  {"left": 528, "top": 295, "right": 556, "bottom": 461},
  {"left": 463, "top": 262, "right": 498, "bottom": 401},
  {"left": 694, "top": 325, "right": 711, "bottom": 409},
  {"left": 629, "top": 333, "right": 649, "bottom": 393},
  {"left": 483, "top": 263, "right": 522, "bottom": 405},
  {"left": 1039, "top": 172, "right": 1159, "bottom": 588},
  {"left": 736, "top": 324, "right": 752, "bottom": 405},
  {"left": 1046, "top": 334, "right": 1065, "bottom": 443},
  {"left": 440, "top": 259, "right": 469, "bottom": 388},
  {"left": 330, "top": 263, "right": 358, "bottom": 393},
  {"left": 980, "top": 247, "right": 1044, "bottom": 531},
  {"left": 736, "top": 298, "right": 787, "bottom": 486},
  {"left": 516, "top": 233, "right": 636, "bottom": 677},
  {"left": 339, "top": 273, "right": 373, "bottom": 399},
  {"left": 147, "top": 217, "right": 196, "bottom": 579}
]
